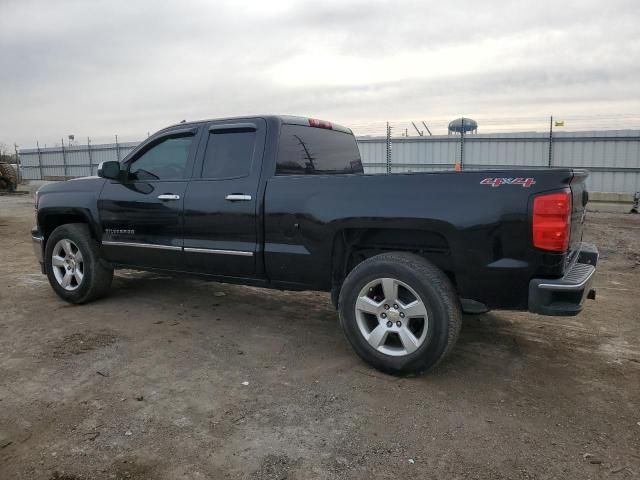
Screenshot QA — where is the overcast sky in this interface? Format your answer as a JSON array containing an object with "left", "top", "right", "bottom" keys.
[{"left": 1, "top": 0, "right": 639, "bottom": 147}]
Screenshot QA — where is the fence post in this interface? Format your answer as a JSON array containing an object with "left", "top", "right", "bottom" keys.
[
  {"left": 87, "top": 137, "right": 93, "bottom": 175},
  {"left": 548, "top": 115, "right": 553, "bottom": 167},
  {"left": 37, "top": 141, "right": 43, "bottom": 180},
  {"left": 385, "top": 122, "right": 392, "bottom": 173},
  {"left": 115, "top": 134, "right": 120, "bottom": 161},
  {"left": 460, "top": 118, "right": 465, "bottom": 170},
  {"left": 13, "top": 143, "right": 21, "bottom": 184},
  {"left": 61, "top": 137, "right": 68, "bottom": 179}
]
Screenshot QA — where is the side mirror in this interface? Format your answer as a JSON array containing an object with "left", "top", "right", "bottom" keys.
[{"left": 97, "top": 161, "right": 121, "bottom": 180}]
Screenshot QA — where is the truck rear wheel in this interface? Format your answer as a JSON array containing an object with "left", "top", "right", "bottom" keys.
[
  {"left": 338, "top": 252, "right": 461, "bottom": 375},
  {"left": 44, "top": 223, "right": 113, "bottom": 304}
]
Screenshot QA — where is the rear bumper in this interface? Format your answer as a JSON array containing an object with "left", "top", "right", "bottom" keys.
[
  {"left": 528, "top": 242, "right": 598, "bottom": 316},
  {"left": 31, "top": 228, "right": 45, "bottom": 273}
]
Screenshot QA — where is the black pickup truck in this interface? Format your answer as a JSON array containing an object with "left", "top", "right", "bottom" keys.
[{"left": 32, "top": 115, "right": 598, "bottom": 375}]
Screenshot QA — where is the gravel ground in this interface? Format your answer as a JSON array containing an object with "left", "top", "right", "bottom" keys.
[{"left": 1, "top": 193, "right": 639, "bottom": 479}]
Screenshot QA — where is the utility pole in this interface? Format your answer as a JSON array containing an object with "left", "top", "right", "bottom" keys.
[
  {"left": 115, "top": 134, "right": 120, "bottom": 161},
  {"left": 87, "top": 137, "right": 93, "bottom": 174},
  {"left": 61, "top": 137, "right": 68, "bottom": 178},
  {"left": 37, "top": 141, "right": 43, "bottom": 180},
  {"left": 14, "top": 143, "right": 21, "bottom": 184}
]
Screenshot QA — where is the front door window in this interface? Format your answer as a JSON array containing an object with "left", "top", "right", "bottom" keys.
[{"left": 128, "top": 136, "right": 194, "bottom": 181}]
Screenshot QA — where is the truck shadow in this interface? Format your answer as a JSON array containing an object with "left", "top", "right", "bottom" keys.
[
  {"left": 438, "top": 311, "right": 622, "bottom": 383},
  {"left": 106, "top": 271, "right": 624, "bottom": 384}
]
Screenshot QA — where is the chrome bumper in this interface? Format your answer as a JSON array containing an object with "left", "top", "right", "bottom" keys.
[{"left": 32, "top": 233, "right": 44, "bottom": 267}]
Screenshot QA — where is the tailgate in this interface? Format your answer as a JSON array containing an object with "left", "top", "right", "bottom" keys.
[{"left": 568, "top": 170, "right": 589, "bottom": 257}]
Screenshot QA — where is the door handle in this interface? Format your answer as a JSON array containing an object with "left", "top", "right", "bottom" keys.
[
  {"left": 158, "top": 194, "right": 180, "bottom": 201},
  {"left": 225, "top": 194, "right": 252, "bottom": 201}
]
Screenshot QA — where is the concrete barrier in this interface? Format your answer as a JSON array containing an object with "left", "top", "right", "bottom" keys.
[{"left": 587, "top": 192, "right": 637, "bottom": 213}]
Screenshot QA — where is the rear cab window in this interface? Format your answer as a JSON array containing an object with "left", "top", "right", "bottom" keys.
[{"left": 276, "top": 123, "right": 363, "bottom": 175}]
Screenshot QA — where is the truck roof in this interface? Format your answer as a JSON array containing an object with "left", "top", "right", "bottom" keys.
[{"left": 163, "top": 115, "right": 353, "bottom": 135}]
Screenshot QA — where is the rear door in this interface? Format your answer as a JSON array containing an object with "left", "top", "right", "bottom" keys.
[
  {"left": 182, "top": 118, "right": 266, "bottom": 277},
  {"left": 98, "top": 127, "right": 200, "bottom": 270}
]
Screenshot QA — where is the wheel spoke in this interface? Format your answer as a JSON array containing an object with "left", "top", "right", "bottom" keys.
[
  {"left": 61, "top": 239, "right": 73, "bottom": 256},
  {"left": 398, "top": 327, "right": 420, "bottom": 354},
  {"left": 367, "top": 325, "right": 388, "bottom": 349},
  {"left": 51, "top": 239, "right": 85, "bottom": 291},
  {"left": 381, "top": 278, "right": 398, "bottom": 304},
  {"left": 61, "top": 271, "right": 73, "bottom": 288},
  {"left": 402, "top": 300, "right": 427, "bottom": 318},
  {"left": 355, "top": 276, "right": 430, "bottom": 358},
  {"left": 356, "top": 296, "right": 380, "bottom": 315},
  {"left": 52, "top": 255, "right": 66, "bottom": 267}
]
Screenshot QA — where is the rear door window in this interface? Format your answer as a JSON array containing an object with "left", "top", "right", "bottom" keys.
[
  {"left": 201, "top": 128, "right": 257, "bottom": 179},
  {"left": 276, "top": 125, "right": 363, "bottom": 175}
]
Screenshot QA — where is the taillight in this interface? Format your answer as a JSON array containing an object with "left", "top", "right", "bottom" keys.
[
  {"left": 308, "top": 118, "right": 332, "bottom": 129},
  {"left": 532, "top": 191, "right": 572, "bottom": 252}
]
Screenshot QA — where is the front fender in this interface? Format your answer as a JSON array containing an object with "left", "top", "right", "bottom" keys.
[{"left": 36, "top": 177, "right": 106, "bottom": 241}]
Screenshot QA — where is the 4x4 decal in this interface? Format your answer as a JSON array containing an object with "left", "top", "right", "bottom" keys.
[{"left": 480, "top": 177, "right": 536, "bottom": 188}]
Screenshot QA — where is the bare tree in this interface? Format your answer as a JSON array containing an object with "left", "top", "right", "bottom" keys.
[{"left": 0, "top": 142, "right": 16, "bottom": 163}]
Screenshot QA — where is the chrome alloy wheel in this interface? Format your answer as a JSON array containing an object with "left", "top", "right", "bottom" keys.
[
  {"left": 51, "top": 239, "right": 84, "bottom": 291},
  {"left": 355, "top": 277, "right": 429, "bottom": 356}
]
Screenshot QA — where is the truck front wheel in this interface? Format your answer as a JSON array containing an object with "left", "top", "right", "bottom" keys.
[
  {"left": 338, "top": 252, "right": 461, "bottom": 375},
  {"left": 44, "top": 223, "right": 113, "bottom": 304}
]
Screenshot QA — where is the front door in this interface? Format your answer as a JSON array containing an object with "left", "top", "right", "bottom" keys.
[
  {"left": 98, "top": 127, "right": 200, "bottom": 270},
  {"left": 182, "top": 118, "right": 266, "bottom": 277}
]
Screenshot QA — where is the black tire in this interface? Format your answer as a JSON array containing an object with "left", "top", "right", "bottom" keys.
[
  {"left": 338, "top": 252, "right": 462, "bottom": 376},
  {"left": 44, "top": 223, "right": 113, "bottom": 304}
]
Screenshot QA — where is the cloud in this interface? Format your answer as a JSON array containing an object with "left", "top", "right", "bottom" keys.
[{"left": 1, "top": 0, "right": 639, "bottom": 145}]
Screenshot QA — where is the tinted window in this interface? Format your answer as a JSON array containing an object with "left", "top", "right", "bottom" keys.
[
  {"left": 276, "top": 125, "right": 363, "bottom": 175},
  {"left": 128, "top": 136, "right": 193, "bottom": 181},
  {"left": 201, "top": 129, "right": 256, "bottom": 178}
]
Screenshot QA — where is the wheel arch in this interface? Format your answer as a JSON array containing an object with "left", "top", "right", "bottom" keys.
[
  {"left": 39, "top": 208, "right": 98, "bottom": 245},
  {"left": 330, "top": 227, "right": 457, "bottom": 307}
]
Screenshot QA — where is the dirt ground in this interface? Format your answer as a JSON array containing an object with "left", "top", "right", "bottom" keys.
[{"left": 1, "top": 192, "right": 639, "bottom": 480}]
